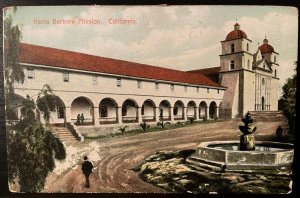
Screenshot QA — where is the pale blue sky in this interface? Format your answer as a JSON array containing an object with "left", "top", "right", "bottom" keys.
[{"left": 5, "top": 6, "right": 298, "bottom": 94}]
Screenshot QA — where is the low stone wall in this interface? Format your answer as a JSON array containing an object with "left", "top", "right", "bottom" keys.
[
  {"left": 133, "top": 150, "right": 292, "bottom": 194},
  {"left": 76, "top": 122, "right": 160, "bottom": 137}
]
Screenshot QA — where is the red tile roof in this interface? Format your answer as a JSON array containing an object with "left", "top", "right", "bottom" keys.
[
  {"left": 187, "top": 67, "right": 220, "bottom": 83},
  {"left": 18, "top": 43, "right": 223, "bottom": 88},
  {"left": 225, "top": 29, "right": 247, "bottom": 41},
  {"left": 188, "top": 67, "right": 221, "bottom": 76},
  {"left": 259, "top": 43, "right": 275, "bottom": 54}
]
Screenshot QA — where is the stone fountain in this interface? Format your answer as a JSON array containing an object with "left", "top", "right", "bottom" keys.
[{"left": 187, "top": 112, "right": 294, "bottom": 172}]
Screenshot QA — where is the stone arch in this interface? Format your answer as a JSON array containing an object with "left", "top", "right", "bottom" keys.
[
  {"left": 187, "top": 101, "right": 197, "bottom": 119},
  {"left": 99, "top": 98, "right": 118, "bottom": 124},
  {"left": 122, "top": 99, "right": 138, "bottom": 123},
  {"left": 199, "top": 101, "right": 208, "bottom": 119},
  {"left": 159, "top": 100, "right": 171, "bottom": 121},
  {"left": 49, "top": 96, "right": 66, "bottom": 125},
  {"left": 209, "top": 101, "right": 218, "bottom": 119},
  {"left": 142, "top": 99, "right": 156, "bottom": 122},
  {"left": 174, "top": 100, "right": 184, "bottom": 120},
  {"left": 22, "top": 95, "right": 66, "bottom": 125},
  {"left": 71, "top": 96, "right": 94, "bottom": 125}
]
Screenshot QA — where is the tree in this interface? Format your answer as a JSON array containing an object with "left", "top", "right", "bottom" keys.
[
  {"left": 4, "top": 8, "right": 66, "bottom": 192},
  {"left": 279, "top": 64, "right": 297, "bottom": 136}
]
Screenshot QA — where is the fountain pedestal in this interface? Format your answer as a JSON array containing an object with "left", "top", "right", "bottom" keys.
[
  {"left": 240, "top": 134, "right": 255, "bottom": 150},
  {"left": 239, "top": 112, "right": 256, "bottom": 151}
]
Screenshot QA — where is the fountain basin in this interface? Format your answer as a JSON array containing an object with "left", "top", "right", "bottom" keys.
[{"left": 187, "top": 141, "right": 294, "bottom": 172}]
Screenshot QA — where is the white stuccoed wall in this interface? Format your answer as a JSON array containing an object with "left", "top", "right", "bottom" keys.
[{"left": 13, "top": 64, "right": 225, "bottom": 131}]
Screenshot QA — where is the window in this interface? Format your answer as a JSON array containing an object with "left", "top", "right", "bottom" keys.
[
  {"left": 92, "top": 75, "right": 97, "bottom": 86},
  {"left": 137, "top": 80, "right": 142, "bottom": 89},
  {"left": 246, "top": 43, "right": 249, "bottom": 52},
  {"left": 57, "top": 106, "right": 64, "bottom": 118},
  {"left": 141, "top": 106, "right": 144, "bottom": 115},
  {"left": 230, "top": 60, "right": 235, "bottom": 70},
  {"left": 155, "top": 82, "right": 159, "bottom": 90},
  {"left": 173, "top": 106, "right": 178, "bottom": 116},
  {"left": 217, "top": 89, "right": 220, "bottom": 94},
  {"left": 170, "top": 84, "right": 174, "bottom": 92},
  {"left": 231, "top": 43, "right": 234, "bottom": 53},
  {"left": 117, "top": 78, "right": 121, "bottom": 87},
  {"left": 262, "top": 78, "right": 265, "bottom": 86},
  {"left": 262, "top": 55, "right": 264, "bottom": 59},
  {"left": 100, "top": 106, "right": 108, "bottom": 117},
  {"left": 27, "top": 68, "right": 34, "bottom": 79},
  {"left": 247, "top": 60, "right": 250, "bottom": 69},
  {"left": 207, "top": 88, "right": 210, "bottom": 93},
  {"left": 63, "top": 72, "right": 69, "bottom": 82},
  {"left": 274, "top": 56, "right": 277, "bottom": 63},
  {"left": 159, "top": 109, "right": 163, "bottom": 118},
  {"left": 197, "top": 87, "right": 199, "bottom": 93},
  {"left": 122, "top": 107, "right": 127, "bottom": 116},
  {"left": 263, "top": 64, "right": 266, "bottom": 69},
  {"left": 184, "top": 85, "right": 187, "bottom": 92},
  {"left": 275, "top": 69, "right": 277, "bottom": 77}
]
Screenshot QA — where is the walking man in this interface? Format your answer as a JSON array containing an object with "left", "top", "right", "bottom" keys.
[{"left": 82, "top": 156, "right": 93, "bottom": 188}]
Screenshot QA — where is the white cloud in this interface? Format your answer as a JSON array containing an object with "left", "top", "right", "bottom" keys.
[
  {"left": 143, "top": 44, "right": 220, "bottom": 70},
  {"left": 17, "top": 6, "right": 297, "bottom": 92},
  {"left": 21, "top": 24, "right": 66, "bottom": 45}
]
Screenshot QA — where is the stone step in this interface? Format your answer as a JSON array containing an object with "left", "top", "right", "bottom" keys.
[
  {"left": 52, "top": 133, "right": 76, "bottom": 138},
  {"left": 248, "top": 111, "right": 285, "bottom": 120},
  {"left": 49, "top": 127, "right": 79, "bottom": 142}
]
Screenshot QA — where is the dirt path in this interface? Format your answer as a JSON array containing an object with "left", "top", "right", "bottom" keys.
[{"left": 43, "top": 120, "right": 285, "bottom": 193}]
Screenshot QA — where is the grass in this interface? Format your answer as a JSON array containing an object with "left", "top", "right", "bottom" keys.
[{"left": 83, "top": 118, "right": 224, "bottom": 141}]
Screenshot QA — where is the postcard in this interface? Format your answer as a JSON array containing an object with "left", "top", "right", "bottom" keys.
[{"left": 2, "top": 5, "right": 297, "bottom": 194}]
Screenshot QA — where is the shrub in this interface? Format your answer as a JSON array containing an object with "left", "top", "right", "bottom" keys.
[
  {"left": 140, "top": 122, "right": 150, "bottom": 132},
  {"left": 188, "top": 117, "right": 195, "bottom": 124},
  {"left": 118, "top": 125, "right": 128, "bottom": 134},
  {"left": 157, "top": 120, "right": 169, "bottom": 129}
]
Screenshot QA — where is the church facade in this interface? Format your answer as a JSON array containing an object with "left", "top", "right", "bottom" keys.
[
  {"left": 190, "top": 23, "right": 280, "bottom": 118},
  {"left": 220, "top": 23, "right": 279, "bottom": 118},
  {"left": 7, "top": 23, "right": 279, "bottom": 136}
]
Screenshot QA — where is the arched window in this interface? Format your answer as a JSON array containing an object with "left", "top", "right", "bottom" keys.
[
  {"left": 100, "top": 106, "right": 108, "bottom": 117},
  {"left": 141, "top": 105, "right": 144, "bottom": 115},
  {"left": 246, "top": 43, "right": 249, "bottom": 52},
  {"left": 231, "top": 43, "right": 234, "bottom": 53},
  {"left": 262, "top": 78, "right": 265, "bottom": 86},
  {"left": 173, "top": 106, "right": 178, "bottom": 116},
  {"left": 230, "top": 60, "right": 235, "bottom": 70}
]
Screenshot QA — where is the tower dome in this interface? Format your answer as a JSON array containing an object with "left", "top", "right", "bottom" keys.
[
  {"left": 225, "top": 23, "right": 248, "bottom": 41},
  {"left": 259, "top": 38, "right": 274, "bottom": 54}
]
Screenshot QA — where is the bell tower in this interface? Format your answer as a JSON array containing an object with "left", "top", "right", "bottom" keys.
[
  {"left": 219, "top": 23, "right": 253, "bottom": 118},
  {"left": 220, "top": 23, "right": 253, "bottom": 72}
]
